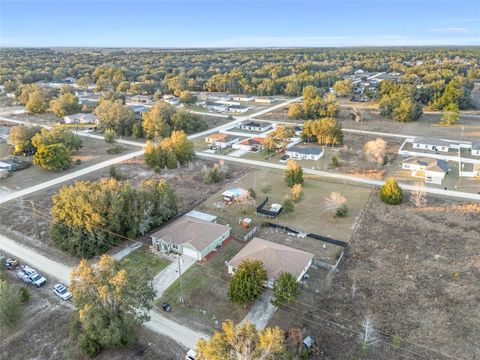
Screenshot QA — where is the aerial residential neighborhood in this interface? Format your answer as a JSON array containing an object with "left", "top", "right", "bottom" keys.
[{"left": 0, "top": 1, "right": 479, "bottom": 360}]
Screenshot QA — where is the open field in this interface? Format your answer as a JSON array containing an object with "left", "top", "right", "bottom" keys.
[
  {"left": 0, "top": 135, "right": 138, "bottom": 193},
  {"left": 0, "top": 267, "right": 186, "bottom": 360},
  {"left": 157, "top": 237, "right": 250, "bottom": 334},
  {"left": 0, "top": 158, "right": 249, "bottom": 265},
  {"left": 269, "top": 194, "right": 480, "bottom": 359}
]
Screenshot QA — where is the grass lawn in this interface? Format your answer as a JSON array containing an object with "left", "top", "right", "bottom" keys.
[
  {"left": 120, "top": 249, "right": 170, "bottom": 279},
  {"left": 157, "top": 239, "right": 249, "bottom": 333}
]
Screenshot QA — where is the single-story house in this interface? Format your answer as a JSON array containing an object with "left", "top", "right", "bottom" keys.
[
  {"left": 205, "top": 133, "right": 240, "bottom": 148},
  {"left": 131, "top": 94, "right": 153, "bottom": 104},
  {"left": 402, "top": 157, "right": 449, "bottom": 184},
  {"left": 233, "top": 96, "right": 255, "bottom": 102},
  {"left": 63, "top": 113, "right": 98, "bottom": 125},
  {"left": 150, "top": 215, "right": 231, "bottom": 260},
  {"left": 472, "top": 142, "right": 480, "bottom": 156},
  {"left": 255, "top": 97, "right": 273, "bottom": 104},
  {"left": 0, "top": 126, "right": 10, "bottom": 140},
  {"left": 227, "top": 237, "right": 314, "bottom": 288},
  {"left": 239, "top": 121, "right": 272, "bottom": 132},
  {"left": 459, "top": 163, "right": 480, "bottom": 178},
  {"left": 232, "top": 137, "right": 266, "bottom": 151},
  {"left": 163, "top": 95, "right": 180, "bottom": 105},
  {"left": 129, "top": 104, "right": 150, "bottom": 114},
  {"left": 412, "top": 137, "right": 451, "bottom": 152},
  {"left": 286, "top": 145, "right": 323, "bottom": 161},
  {"left": 222, "top": 188, "right": 248, "bottom": 202}
]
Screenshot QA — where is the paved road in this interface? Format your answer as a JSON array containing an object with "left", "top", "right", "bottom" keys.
[
  {"left": 196, "top": 151, "right": 480, "bottom": 201},
  {"left": 0, "top": 232, "right": 208, "bottom": 349}
]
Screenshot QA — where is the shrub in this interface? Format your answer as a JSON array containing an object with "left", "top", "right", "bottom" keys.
[
  {"left": 103, "top": 128, "right": 117, "bottom": 143},
  {"left": 290, "top": 184, "right": 303, "bottom": 202},
  {"left": 282, "top": 197, "right": 294, "bottom": 214},
  {"left": 18, "top": 287, "right": 30, "bottom": 303},
  {"left": 248, "top": 188, "right": 256, "bottom": 199},
  {"left": 285, "top": 160, "right": 303, "bottom": 187},
  {"left": 379, "top": 177, "right": 403, "bottom": 205},
  {"left": 331, "top": 155, "right": 340, "bottom": 168},
  {"left": 106, "top": 145, "right": 124, "bottom": 155}
]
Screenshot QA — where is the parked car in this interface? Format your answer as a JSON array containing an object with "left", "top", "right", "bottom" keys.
[
  {"left": 5, "top": 258, "right": 20, "bottom": 270},
  {"left": 53, "top": 283, "right": 72, "bottom": 301},
  {"left": 281, "top": 154, "right": 289, "bottom": 161},
  {"left": 162, "top": 302, "right": 171, "bottom": 312},
  {"left": 16, "top": 266, "right": 47, "bottom": 287}
]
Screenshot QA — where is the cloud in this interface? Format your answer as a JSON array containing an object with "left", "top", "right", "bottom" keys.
[{"left": 428, "top": 27, "right": 468, "bottom": 33}]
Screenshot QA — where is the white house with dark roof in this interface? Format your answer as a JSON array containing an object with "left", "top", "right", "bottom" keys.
[
  {"left": 286, "top": 145, "right": 323, "bottom": 161},
  {"left": 412, "top": 137, "right": 451, "bottom": 152},
  {"left": 402, "top": 157, "right": 449, "bottom": 184},
  {"left": 472, "top": 142, "right": 480, "bottom": 157},
  {"left": 239, "top": 121, "right": 272, "bottom": 132},
  {"left": 63, "top": 113, "right": 98, "bottom": 125}
]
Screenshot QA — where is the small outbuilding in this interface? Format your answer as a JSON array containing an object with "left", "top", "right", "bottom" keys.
[{"left": 286, "top": 145, "right": 324, "bottom": 161}]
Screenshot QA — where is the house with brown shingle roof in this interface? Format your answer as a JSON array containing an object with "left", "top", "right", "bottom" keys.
[
  {"left": 151, "top": 215, "right": 231, "bottom": 260},
  {"left": 227, "top": 237, "right": 314, "bottom": 288},
  {"left": 204, "top": 133, "right": 240, "bottom": 149},
  {"left": 232, "top": 137, "right": 266, "bottom": 151}
]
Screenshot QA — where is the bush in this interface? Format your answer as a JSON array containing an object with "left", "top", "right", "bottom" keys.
[
  {"left": 285, "top": 160, "right": 303, "bottom": 187},
  {"left": 75, "top": 159, "right": 81, "bottom": 165},
  {"left": 18, "top": 287, "right": 30, "bottom": 303},
  {"left": 290, "top": 184, "right": 303, "bottom": 203},
  {"left": 103, "top": 128, "right": 117, "bottom": 143},
  {"left": 330, "top": 155, "right": 340, "bottom": 168},
  {"left": 379, "top": 177, "right": 403, "bottom": 205},
  {"left": 202, "top": 164, "right": 221, "bottom": 184},
  {"left": 282, "top": 197, "right": 294, "bottom": 214},
  {"left": 248, "top": 188, "right": 256, "bottom": 199},
  {"left": 106, "top": 145, "right": 124, "bottom": 155},
  {"left": 109, "top": 166, "right": 123, "bottom": 180}
]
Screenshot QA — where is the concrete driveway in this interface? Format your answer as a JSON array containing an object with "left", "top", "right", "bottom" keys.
[
  {"left": 152, "top": 255, "right": 196, "bottom": 297},
  {"left": 241, "top": 291, "right": 277, "bottom": 329}
]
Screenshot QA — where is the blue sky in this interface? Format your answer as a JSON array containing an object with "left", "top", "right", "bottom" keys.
[{"left": 1, "top": 1, "right": 479, "bottom": 47}]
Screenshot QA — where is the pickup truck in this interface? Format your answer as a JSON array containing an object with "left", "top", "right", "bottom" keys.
[{"left": 17, "top": 265, "right": 47, "bottom": 287}]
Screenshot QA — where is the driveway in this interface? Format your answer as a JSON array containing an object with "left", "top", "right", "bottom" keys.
[
  {"left": 152, "top": 254, "right": 196, "bottom": 297},
  {"left": 229, "top": 149, "right": 249, "bottom": 158},
  {"left": 241, "top": 291, "right": 277, "bottom": 329}
]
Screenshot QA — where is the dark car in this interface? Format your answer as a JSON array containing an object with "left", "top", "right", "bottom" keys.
[
  {"left": 281, "top": 155, "right": 289, "bottom": 161},
  {"left": 162, "top": 303, "right": 171, "bottom": 312}
]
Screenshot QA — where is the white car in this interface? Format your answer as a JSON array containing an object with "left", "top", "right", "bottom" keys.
[
  {"left": 185, "top": 349, "right": 196, "bottom": 360},
  {"left": 17, "top": 266, "right": 47, "bottom": 287},
  {"left": 53, "top": 283, "right": 72, "bottom": 301}
]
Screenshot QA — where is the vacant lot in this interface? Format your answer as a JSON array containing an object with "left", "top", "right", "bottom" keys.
[
  {"left": 270, "top": 194, "right": 480, "bottom": 359},
  {"left": 157, "top": 237, "right": 249, "bottom": 334},
  {"left": 120, "top": 248, "right": 170, "bottom": 279},
  {"left": 0, "top": 269, "right": 185, "bottom": 360},
  {"left": 0, "top": 158, "right": 249, "bottom": 265},
  {"left": 0, "top": 135, "right": 138, "bottom": 192}
]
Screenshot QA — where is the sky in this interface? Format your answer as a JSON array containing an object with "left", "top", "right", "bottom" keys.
[{"left": 0, "top": 0, "right": 479, "bottom": 48}]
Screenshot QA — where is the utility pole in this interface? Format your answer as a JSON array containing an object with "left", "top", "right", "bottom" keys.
[
  {"left": 30, "top": 200, "right": 41, "bottom": 240},
  {"left": 178, "top": 256, "right": 184, "bottom": 304},
  {"left": 457, "top": 125, "right": 465, "bottom": 189}
]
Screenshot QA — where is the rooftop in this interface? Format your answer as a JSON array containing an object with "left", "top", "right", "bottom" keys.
[
  {"left": 150, "top": 216, "right": 230, "bottom": 252},
  {"left": 288, "top": 145, "right": 323, "bottom": 156},
  {"left": 413, "top": 137, "right": 451, "bottom": 147},
  {"left": 227, "top": 237, "right": 314, "bottom": 280}
]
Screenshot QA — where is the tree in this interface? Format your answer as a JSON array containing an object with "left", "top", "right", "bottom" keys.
[
  {"left": 171, "top": 110, "right": 207, "bottom": 134},
  {"left": 282, "top": 197, "right": 294, "bottom": 215},
  {"left": 440, "top": 103, "right": 460, "bottom": 125},
  {"left": 69, "top": 255, "right": 156, "bottom": 357},
  {"left": 290, "top": 184, "right": 303, "bottom": 203},
  {"left": 202, "top": 163, "right": 221, "bottom": 184},
  {"left": 392, "top": 98, "right": 422, "bottom": 123},
  {"left": 379, "top": 177, "right": 403, "bottom": 205},
  {"left": 333, "top": 79, "right": 353, "bottom": 97},
  {"left": 50, "top": 93, "right": 81, "bottom": 117},
  {"left": 50, "top": 178, "right": 177, "bottom": 258},
  {"left": 103, "top": 128, "right": 117, "bottom": 143},
  {"left": 288, "top": 103, "right": 304, "bottom": 119},
  {"left": 284, "top": 160, "right": 303, "bottom": 187},
  {"left": 32, "top": 127, "right": 82, "bottom": 151},
  {"left": 0, "top": 280, "right": 23, "bottom": 327},
  {"left": 363, "top": 138, "right": 387, "bottom": 165},
  {"left": 8, "top": 125, "right": 41, "bottom": 155},
  {"left": 179, "top": 90, "right": 198, "bottom": 105},
  {"left": 132, "top": 122, "right": 144, "bottom": 138},
  {"left": 196, "top": 320, "right": 285, "bottom": 360},
  {"left": 142, "top": 101, "right": 175, "bottom": 139},
  {"left": 411, "top": 182, "right": 427, "bottom": 208},
  {"left": 26, "top": 89, "right": 49, "bottom": 114},
  {"left": 228, "top": 260, "right": 267, "bottom": 305},
  {"left": 302, "top": 118, "right": 343, "bottom": 146},
  {"left": 94, "top": 100, "right": 135, "bottom": 136},
  {"left": 271, "top": 272, "right": 300, "bottom": 307},
  {"left": 359, "top": 314, "right": 379, "bottom": 351},
  {"left": 324, "top": 192, "right": 348, "bottom": 217},
  {"left": 33, "top": 143, "right": 71, "bottom": 170}
]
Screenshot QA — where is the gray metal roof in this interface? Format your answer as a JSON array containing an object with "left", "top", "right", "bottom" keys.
[
  {"left": 413, "top": 137, "right": 451, "bottom": 147},
  {"left": 288, "top": 145, "right": 323, "bottom": 155},
  {"left": 472, "top": 142, "right": 480, "bottom": 150}
]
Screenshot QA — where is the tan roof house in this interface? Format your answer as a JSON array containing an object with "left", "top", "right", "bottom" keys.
[
  {"left": 151, "top": 215, "right": 231, "bottom": 260},
  {"left": 227, "top": 237, "right": 314, "bottom": 288}
]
